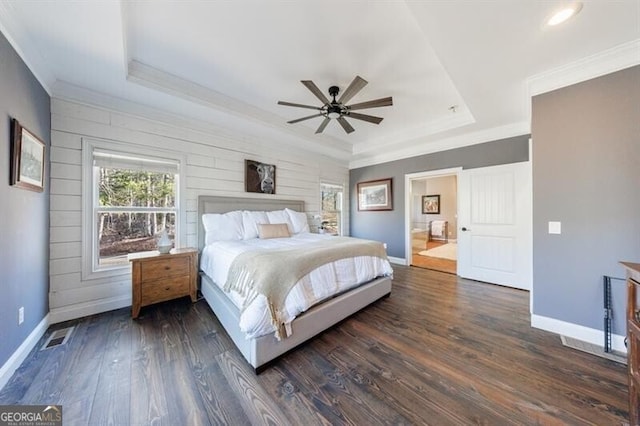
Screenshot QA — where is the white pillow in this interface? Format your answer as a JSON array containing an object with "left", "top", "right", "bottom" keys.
[
  {"left": 285, "top": 208, "right": 310, "bottom": 234},
  {"left": 266, "top": 210, "right": 294, "bottom": 233},
  {"left": 241, "top": 210, "right": 269, "bottom": 240},
  {"left": 202, "top": 211, "right": 244, "bottom": 244}
]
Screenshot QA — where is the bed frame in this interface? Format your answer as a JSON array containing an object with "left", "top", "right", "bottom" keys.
[{"left": 197, "top": 195, "right": 392, "bottom": 373}]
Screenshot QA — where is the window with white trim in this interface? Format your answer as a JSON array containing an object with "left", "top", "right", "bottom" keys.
[
  {"left": 320, "top": 182, "right": 343, "bottom": 235},
  {"left": 90, "top": 149, "right": 179, "bottom": 272}
]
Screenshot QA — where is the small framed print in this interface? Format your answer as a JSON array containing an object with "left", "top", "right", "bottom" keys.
[
  {"left": 245, "top": 159, "right": 276, "bottom": 194},
  {"left": 422, "top": 194, "right": 440, "bottom": 214},
  {"left": 10, "top": 119, "right": 45, "bottom": 192},
  {"left": 357, "top": 178, "right": 393, "bottom": 211}
]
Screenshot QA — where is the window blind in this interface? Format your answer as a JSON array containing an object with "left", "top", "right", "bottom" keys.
[{"left": 93, "top": 151, "right": 179, "bottom": 174}]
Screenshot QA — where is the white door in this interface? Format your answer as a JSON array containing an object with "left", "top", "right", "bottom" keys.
[{"left": 458, "top": 162, "right": 531, "bottom": 290}]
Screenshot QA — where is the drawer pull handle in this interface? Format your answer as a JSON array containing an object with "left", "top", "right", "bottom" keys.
[{"left": 164, "top": 266, "right": 171, "bottom": 270}]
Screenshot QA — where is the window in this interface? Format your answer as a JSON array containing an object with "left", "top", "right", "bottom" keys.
[
  {"left": 84, "top": 143, "right": 181, "bottom": 277},
  {"left": 321, "top": 182, "right": 343, "bottom": 235}
]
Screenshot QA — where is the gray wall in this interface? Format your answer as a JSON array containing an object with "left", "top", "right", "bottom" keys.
[
  {"left": 350, "top": 135, "right": 530, "bottom": 258},
  {"left": 0, "top": 31, "right": 50, "bottom": 368},
  {"left": 532, "top": 65, "right": 640, "bottom": 335}
]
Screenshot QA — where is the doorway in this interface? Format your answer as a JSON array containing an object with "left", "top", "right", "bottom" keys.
[
  {"left": 406, "top": 168, "right": 460, "bottom": 274},
  {"left": 404, "top": 161, "right": 532, "bottom": 293}
]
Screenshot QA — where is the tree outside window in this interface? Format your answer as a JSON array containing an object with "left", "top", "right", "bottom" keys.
[{"left": 93, "top": 152, "right": 179, "bottom": 268}]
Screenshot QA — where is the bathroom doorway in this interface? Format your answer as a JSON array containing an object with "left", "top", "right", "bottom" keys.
[{"left": 406, "top": 169, "right": 459, "bottom": 274}]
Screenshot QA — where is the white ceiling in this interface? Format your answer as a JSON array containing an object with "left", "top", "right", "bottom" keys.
[{"left": 1, "top": 1, "right": 639, "bottom": 168}]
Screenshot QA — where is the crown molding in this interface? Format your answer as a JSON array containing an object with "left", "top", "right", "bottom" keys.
[
  {"left": 51, "top": 80, "right": 351, "bottom": 165},
  {"left": 526, "top": 39, "right": 640, "bottom": 97},
  {"left": 349, "top": 121, "right": 530, "bottom": 169},
  {"left": 352, "top": 107, "right": 475, "bottom": 155},
  {"left": 126, "top": 60, "right": 350, "bottom": 156},
  {"left": 0, "top": 1, "right": 55, "bottom": 94}
]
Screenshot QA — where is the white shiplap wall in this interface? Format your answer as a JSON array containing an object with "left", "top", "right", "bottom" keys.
[{"left": 49, "top": 98, "right": 349, "bottom": 323}]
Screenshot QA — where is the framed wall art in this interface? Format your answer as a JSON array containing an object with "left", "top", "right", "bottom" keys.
[
  {"left": 357, "top": 178, "right": 393, "bottom": 211},
  {"left": 10, "top": 118, "right": 45, "bottom": 192},
  {"left": 422, "top": 194, "right": 440, "bottom": 214},
  {"left": 245, "top": 159, "right": 276, "bottom": 194}
]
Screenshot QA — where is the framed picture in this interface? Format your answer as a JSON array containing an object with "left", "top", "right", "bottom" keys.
[
  {"left": 10, "top": 119, "right": 45, "bottom": 192},
  {"left": 245, "top": 159, "right": 276, "bottom": 194},
  {"left": 357, "top": 178, "right": 393, "bottom": 211},
  {"left": 422, "top": 194, "right": 440, "bottom": 214}
]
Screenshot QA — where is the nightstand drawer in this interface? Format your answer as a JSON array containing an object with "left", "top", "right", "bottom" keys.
[
  {"left": 140, "top": 256, "right": 190, "bottom": 281},
  {"left": 130, "top": 248, "right": 198, "bottom": 319},
  {"left": 141, "top": 276, "right": 190, "bottom": 305}
]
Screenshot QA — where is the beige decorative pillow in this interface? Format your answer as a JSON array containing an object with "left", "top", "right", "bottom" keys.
[{"left": 258, "top": 223, "right": 291, "bottom": 239}]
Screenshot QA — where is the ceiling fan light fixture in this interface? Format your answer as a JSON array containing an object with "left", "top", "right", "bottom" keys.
[
  {"left": 278, "top": 76, "right": 392, "bottom": 134},
  {"left": 546, "top": 2, "right": 582, "bottom": 26},
  {"left": 327, "top": 109, "right": 342, "bottom": 119}
]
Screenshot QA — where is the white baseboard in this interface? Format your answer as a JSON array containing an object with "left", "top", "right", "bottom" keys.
[
  {"left": 387, "top": 256, "right": 407, "bottom": 266},
  {"left": 531, "top": 314, "right": 627, "bottom": 355},
  {"left": 0, "top": 314, "right": 50, "bottom": 391},
  {"left": 49, "top": 295, "right": 131, "bottom": 324}
]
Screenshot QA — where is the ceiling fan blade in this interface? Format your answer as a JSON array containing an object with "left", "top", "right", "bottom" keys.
[
  {"left": 348, "top": 112, "right": 383, "bottom": 125},
  {"left": 315, "top": 118, "right": 331, "bottom": 134},
  {"left": 348, "top": 96, "right": 393, "bottom": 111},
  {"left": 301, "top": 80, "right": 330, "bottom": 104},
  {"left": 287, "top": 113, "right": 323, "bottom": 124},
  {"left": 338, "top": 75, "right": 368, "bottom": 104},
  {"left": 337, "top": 117, "right": 355, "bottom": 134},
  {"left": 278, "top": 101, "right": 322, "bottom": 110}
]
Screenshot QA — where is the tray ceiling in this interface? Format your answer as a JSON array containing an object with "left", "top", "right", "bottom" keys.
[{"left": 1, "top": 1, "right": 638, "bottom": 167}]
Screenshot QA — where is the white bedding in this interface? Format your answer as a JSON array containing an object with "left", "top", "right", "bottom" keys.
[{"left": 200, "top": 233, "right": 393, "bottom": 339}]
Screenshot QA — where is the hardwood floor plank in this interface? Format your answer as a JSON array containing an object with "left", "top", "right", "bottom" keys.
[
  {"left": 54, "top": 313, "right": 114, "bottom": 425},
  {"left": 194, "top": 362, "right": 252, "bottom": 425},
  {"left": 89, "top": 309, "right": 133, "bottom": 426},
  {"left": 17, "top": 313, "right": 102, "bottom": 405},
  {"left": 0, "top": 341, "right": 51, "bottom": 404},
  {"left": 156, "top": 304, "right": 213, "bottom": 426},
  {"left": 283, "top": 344, "right": 414, "bottom": 425},
  {"left": 216, "top": 351, "right": 290, "bottom": 425},
  {"left": 174, "top": 300, "right": 251, "bottom": 425},
  {"left": 129, "top": 310, "right": 170, "bottom": 426},
  {"left": 1, "top": 265, "right": 628, "bottom": 425},
  {"left": 256, "top": 364, "right": 335, "bottom": 426},
  {"left": 344, "top": 268, "right": 627, "bottom": 424},
  {"left": 314, "top": 331, "right": 503, "bottom": 425}
]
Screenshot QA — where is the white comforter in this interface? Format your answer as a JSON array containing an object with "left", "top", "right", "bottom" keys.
[{"left": 200, "top": 233, "right": 393, "bottom": 339}]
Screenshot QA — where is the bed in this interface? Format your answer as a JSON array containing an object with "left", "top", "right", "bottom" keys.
[{"left": 197, "top": 195, "right": 393, "bottom": 372}]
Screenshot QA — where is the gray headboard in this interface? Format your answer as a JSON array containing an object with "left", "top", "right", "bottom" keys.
[{"left": 197, "top": 196, "right": 305, "bottom": 250}]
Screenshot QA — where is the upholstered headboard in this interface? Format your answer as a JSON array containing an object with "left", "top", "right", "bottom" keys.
[{"left": 197, "top": 196, "right": 305, "bottom": 250}]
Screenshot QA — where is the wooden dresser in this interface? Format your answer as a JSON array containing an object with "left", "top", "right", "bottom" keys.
[
  {"left": 130, "top": 248, "right": 198, "bottom": 318},
  {"left": 623, "top": 261, "right": 640, "bottom": 425}
]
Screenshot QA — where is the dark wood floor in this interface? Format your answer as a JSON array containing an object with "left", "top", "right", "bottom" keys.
[{"left": 0, "top": 266, "right": 628, "bottom": 425}]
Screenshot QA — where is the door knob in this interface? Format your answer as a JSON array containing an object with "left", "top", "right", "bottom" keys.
[{"left": 461, "top": 227, "right": 471, "bottom": 232}]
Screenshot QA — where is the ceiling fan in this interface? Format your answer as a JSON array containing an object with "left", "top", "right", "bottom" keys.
[{"left": 277, "top": 76, "right": 393, "bottom": 134}]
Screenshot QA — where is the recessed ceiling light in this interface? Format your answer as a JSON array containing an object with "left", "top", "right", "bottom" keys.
[{"left": 547, "top": 2, "right": 583, "bottom": 26}]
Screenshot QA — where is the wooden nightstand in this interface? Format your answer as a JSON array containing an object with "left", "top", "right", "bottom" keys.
[{"left": 129, "top": 248, "right": 198, "bottom": 318}]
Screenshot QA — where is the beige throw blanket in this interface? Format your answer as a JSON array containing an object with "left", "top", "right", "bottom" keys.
[{"left": 223, "top": 236, "right": 388, "bottom": 340}]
